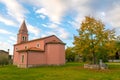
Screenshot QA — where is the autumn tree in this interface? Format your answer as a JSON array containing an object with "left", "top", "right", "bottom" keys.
[{"left": 73, "top": 16, "right": 116, "bottom": 64}]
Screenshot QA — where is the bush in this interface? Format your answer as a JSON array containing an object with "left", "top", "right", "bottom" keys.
[{"left": 0, "top": 56, "right": 9, "bottom": 65}]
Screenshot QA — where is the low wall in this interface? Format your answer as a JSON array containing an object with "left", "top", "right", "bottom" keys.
[
  {"left": 84, "top": 64, "right": 108, "bottom": 70},
  {"left": 108, "top": 60, "right": 120, "bottom": 62}
]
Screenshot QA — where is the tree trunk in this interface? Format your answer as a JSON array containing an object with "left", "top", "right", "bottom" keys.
[{"left": 93, "top": 51, "right": 96, "bottom": 64}]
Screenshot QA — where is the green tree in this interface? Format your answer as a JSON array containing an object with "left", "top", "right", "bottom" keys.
[
  {"left": 112, "top": 36, "right": 120, "bottom": 59},
  {"left": 0, "top": 55, "right": 9, "bottom": 65},
  {"left": 115, "top": 35, "right": 120, "bottom": 51},
  {"left": 73, "top": 16, "right": 116, "bottom": 64},
  {"left": 65, "top": 47, "right": 76, "bottom": 62}
]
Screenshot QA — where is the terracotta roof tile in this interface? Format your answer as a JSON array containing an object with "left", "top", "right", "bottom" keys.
[
  {"left": 17, "top": 47, "right": 44, "bottom": 52},
  {"left": 46, "top": 42, "right": 66, "bottom": 45}
]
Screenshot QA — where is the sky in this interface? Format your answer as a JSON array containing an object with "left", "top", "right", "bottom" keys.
[{"left": 0, "top": 0, "right": 120, "bottom": 55}]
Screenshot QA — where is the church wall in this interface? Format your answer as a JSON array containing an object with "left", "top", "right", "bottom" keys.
[
  {"left": 15, "top": 40, "right": 44, "bottom": 51},
  {"left": 13, "top": 40, "right": 44, "bottom": 65},
  {"left": 27, "top": 51, "right": 46, "bottom": 67},
  {"left": 17, "top": 52, "right": 28, "bottom": 68},
  {"left": 13, "top": 45, "right": 19, "bottom": 65},
  {"left": 46, "top": 43, "right": 65, "bottom": 65},
  {"left": 59, "top": 44, "right": 65, "bottom": 64}
]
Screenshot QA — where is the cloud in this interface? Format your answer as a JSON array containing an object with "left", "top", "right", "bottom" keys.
[
  {"left": 41, "top": 34, "right": 48, "bottom": 38},
  {"left": 58, "top": 28, "right": 69, "bottom": 39},
  {"left": 63, "top": 0, "right": 92, "bottom": 29},
  {"left": 64, "top": 0, "right": 120, "bottom": 31},
  {"left": 46, "top": 23, "right": 70, "bottom": 39},
  {"left": 49, "top": 23, "right": 58, "bottom": 29},
  {"left": 38, "top": 0, "right": 65, "bottom": 23},
  {"left": 9, "top": 36, "right": 16, "bottom": 41},
  {"left": 39, "top": 15, "right": 46, "bottom": 19},
  {"left": 105, "top": 4, "right": 120, "bottom": 28},
  {"left": 27, "top": 24, "right": 41, "bottom": 36},
  {"left": 0, "top": 28, "right": 12, "bottom": 34},
  {"left": 36, "top": 8, "right": 48, "bottom": 15},
  {"left": 23, "top": 0, "right": 65, "bottom": 24},
  {"left": 0, "top": 0, "right": 28, "bottom": 23},
  {"left": 40, "top": 22, "right": 70, "bottom": 39},
  {"left": 0, "top": 41, "right": 13, "bottom": 55},
  {"left": 0, "top": 14, "right": 17, "bottom": 26},
  {"left": 41, "top": 24, "right": 47, "bottom": 27}
]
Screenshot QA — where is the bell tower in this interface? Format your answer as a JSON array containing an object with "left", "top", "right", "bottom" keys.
[{"left": 17, "top": 20, "right": 28, "bottom": 44}]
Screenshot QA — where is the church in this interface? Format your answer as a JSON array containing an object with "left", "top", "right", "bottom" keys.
[{"left": 13, "top": 20, "right": 65, "bottom": 68}]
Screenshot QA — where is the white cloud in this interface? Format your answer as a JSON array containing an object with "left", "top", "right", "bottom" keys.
[
  {"left": 9, "top": 36, "right": 16, "bottom": 41},
  {"left": 45, "top": 23, "right": 70, "bottom": 39},
  {"left": 0, "top": 41, "right": 13, "bottom": 55},
  {"left": 47, "top": 31, "right": 57, "bottom": 35},
  {"left": 0, "top": 28, "right": 12, "bottom": 34},
  {"left": 25, "top": 0, "right": 65, "bottom": 24},
  {"left": 36, "top": 8, "right": 48, "bottom": 15},
  {"left": 49, "top": 23, "right": 58, "bottom": 29},
  {"left": 27, "top": 24, "right": 41, "bottom": 36},
  {"left": 41, "top": 24, "right": 47, "bottom": 27},
  {"left": 0, "top": 14, "right": 17, "bottom": 26},
  {"left": 38, "top": 0, "right": 65, "bottom": 23},
  {"left": 7, "top": 40, "right": 14, "bottom": 43},
  {"left": 0, "top": 0, "right": 28, "bottom": 23},
  {"left": 41, "top": 34, "right": 48, "bottom": 38},
  {"left": 64, "top": 0, "right": 91, "bottom": 29},
  {"left": 64, "top": 0, "right": 90, "bottom": 13},
  {"left": 105, "top": 4, "right": 120, "bottom": 28},
  {"left": 39, "top": 15, "right": 46, "bottom": 19},
  {"left": 58, "top": 27, "right": 69, "bottom": 39}
]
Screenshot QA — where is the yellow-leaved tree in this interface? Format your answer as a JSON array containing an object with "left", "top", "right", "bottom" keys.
[{"left": 73, "top": 16, "right": 116, "bottom": 64}]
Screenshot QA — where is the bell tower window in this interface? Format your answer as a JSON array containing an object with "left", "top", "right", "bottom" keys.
[
  {"left": 22, "top": 36, "right": 27, "bottom": 41},
  {"left": 22, "top": 36, "right": 25, "bottom": 41},
  {"left": 25, "top": 37, "right": 26, "bottom": 41}
]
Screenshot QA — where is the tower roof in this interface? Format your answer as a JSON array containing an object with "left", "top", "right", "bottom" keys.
[{"left": 19, "top": 20, "right": 28, "bottom": 34}]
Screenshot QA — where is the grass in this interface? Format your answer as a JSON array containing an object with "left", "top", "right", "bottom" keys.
[{"left": 0, "top": 62, "right": 120, "bottom": 80}]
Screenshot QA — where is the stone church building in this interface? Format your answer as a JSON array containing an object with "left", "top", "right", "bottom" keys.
[{"left": 13, "top": 20, "right": 65, "bottom": 68}]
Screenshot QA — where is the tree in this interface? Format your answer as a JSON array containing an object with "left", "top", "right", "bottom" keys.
[
  {"left": 0, "top": 55, "right": 9, "bottom": 65},
  {"left": 73, "top": 16, "right": 116, "bottom": 64},
  {"left": 65, "top": 47, "right": 76, "bottom": 62},
  {"left": 112, "top": 36, "right": 120, "bottom": 59},
  {"left": 115, "top": 35, "right": 120, "bottom": 51}
]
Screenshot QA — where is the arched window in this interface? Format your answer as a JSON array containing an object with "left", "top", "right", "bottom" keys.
[{"left": 22, "top": 36, "right": 25, "bottom": 41}]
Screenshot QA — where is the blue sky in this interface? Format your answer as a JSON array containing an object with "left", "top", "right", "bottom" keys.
[{"left": 0, "top": 0, "right": 120, "bottom": 55}]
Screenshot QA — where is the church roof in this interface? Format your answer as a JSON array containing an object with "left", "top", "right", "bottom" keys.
[
  {"left": 17, "top": 47, "right": 44, "bottom": 52},
  {"left": 15, "top": 35, "right": 64, "bottom": 45},
  {"left": 19, "top": 20, "right": 28, "bottom": 34},
  {"left": 46, "top": 42, "right": 66, "bottom": 45}
]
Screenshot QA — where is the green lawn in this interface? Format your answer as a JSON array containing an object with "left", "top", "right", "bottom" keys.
[{"left": 0, "top": 62, "right": 120, "bottom": 80}]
